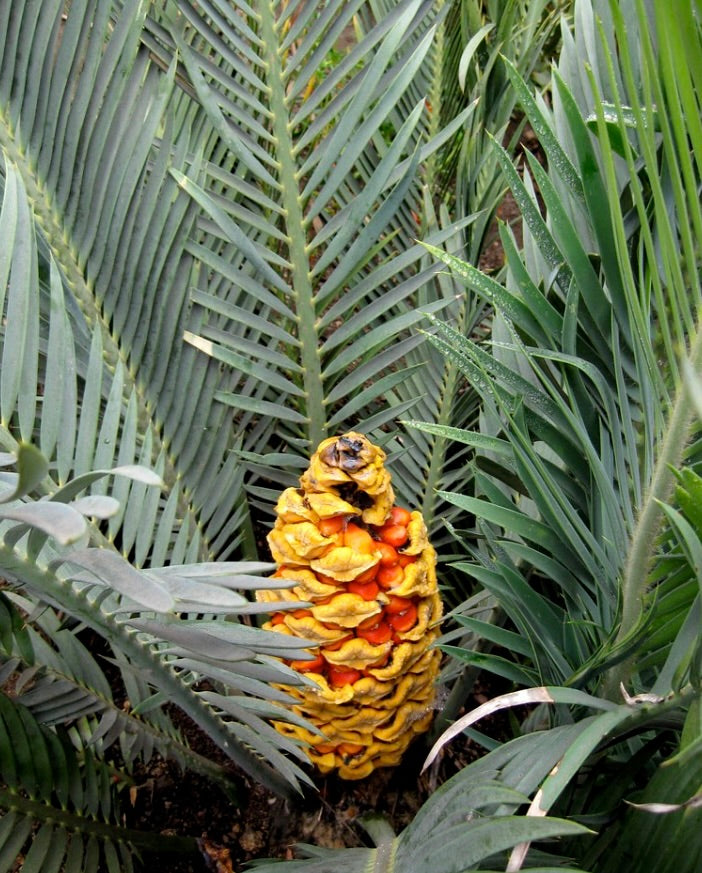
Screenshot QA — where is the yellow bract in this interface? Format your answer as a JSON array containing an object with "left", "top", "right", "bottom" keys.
[
  {"left": 310, "top": 594, "right": 381, "bottom": 627},
  {"left": 273, "top": 566, "right": 341, "bottom": 599},
  {"left": 258, "top": 432, "right": 442, "bottom": 779},
  {"left": 267, "top": 522, "right": 333, "bottom": 564},
  {"left": 404, "top": 511, "right": 431, "bottom": 553},
  {"left": 283, "top": 615, "right": 350, "bottom": 643},
  {"left": 309, "top": 546, "right": 379, "bottom": 582},
  {"left": 306, "top": 491, "right": 360, "bottom": 518},
  {"left": 322, "top": 636, "right": 394, "bottom": 668}
]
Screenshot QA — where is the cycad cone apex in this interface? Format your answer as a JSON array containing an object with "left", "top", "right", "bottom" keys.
[{"left": 258, "top": 432, "right": 442, "bottom": 779}]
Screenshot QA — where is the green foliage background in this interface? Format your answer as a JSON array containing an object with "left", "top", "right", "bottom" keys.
[{"left": 0, "top": 0, "right": 701, "bottom": 870}]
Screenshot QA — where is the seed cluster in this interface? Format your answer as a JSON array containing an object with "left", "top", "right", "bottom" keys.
[{"left": 258, "top": 432, "right": 442, "bottom": 779}]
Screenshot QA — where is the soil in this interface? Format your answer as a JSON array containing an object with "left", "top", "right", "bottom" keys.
[
  {"left": 126, "top": 684, "right": 499, "bottom": 873},
  {"left": 479, "top": 190, "right": 522, "bottom": 274}
]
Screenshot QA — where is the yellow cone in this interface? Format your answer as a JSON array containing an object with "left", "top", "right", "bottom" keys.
[{"left": 258, "top": 433, "right": 442, "bottom": 779}]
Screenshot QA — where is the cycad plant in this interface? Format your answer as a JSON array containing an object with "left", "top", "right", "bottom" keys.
[
  {"left": 414, "top": 0, "right": 702, "bottom": 869},
  {"left": 423, "top": 0, "right": 702, "bottom": 700},
  {"left": 5, "top": 0, "right": 699, "bottom": 870},
  {"left": 0, "top": 0, "right": 564, "bottom": 867},
  {"left": 250, "top": 0, "right": 702, "bottom": 869},
  {"left": 147, "top": 0, "right": 474, "bottom": 483},
  {"left": 0, "top": 0, "right": 470, "bottom": 867}
]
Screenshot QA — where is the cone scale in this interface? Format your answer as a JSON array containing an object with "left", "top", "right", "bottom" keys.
[{"left": 258, "top": 433, "right": 442, "bottom": 779}]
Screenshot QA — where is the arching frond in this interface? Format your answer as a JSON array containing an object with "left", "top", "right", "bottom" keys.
[
  {"left": 421, "top": 0, "right": 702, "bottom": 694},
  {"left": 247, "top": 722, "right": 592, "bottom": 873},
  {"left": 150, "top": 0, "right": 471, "bottom": 462},
  {"left": 0, "top": 0, "right": 242, "bottom": 563},
  {"left": 0, "top": 591, "right": 235, "bottom": 791},
  {"left": 0, "top": 692, "right": 199, "bottom": 872},
  {"left": 0, "top": 157, "right": 317, "bottom": 798},
  {"left": 0, "top": 444, "right": 315, "bottom": 796}
]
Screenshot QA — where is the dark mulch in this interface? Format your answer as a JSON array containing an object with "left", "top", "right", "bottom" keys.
[{"left": 124, "top": 683, "right": 503, "bottom": 872}]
